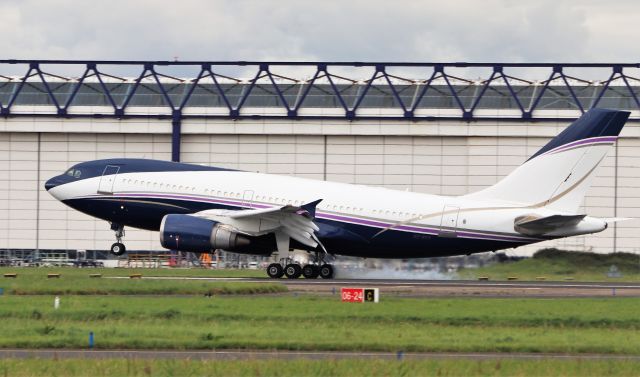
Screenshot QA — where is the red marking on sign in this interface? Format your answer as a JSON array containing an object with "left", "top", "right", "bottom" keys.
[{"left": 341, "top": 288, "right": 364, "bottom": 303}]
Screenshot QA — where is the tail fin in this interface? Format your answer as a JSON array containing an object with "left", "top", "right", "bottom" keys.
[{"left": 464, "top": 108, "right": 630, "bottom": 212}]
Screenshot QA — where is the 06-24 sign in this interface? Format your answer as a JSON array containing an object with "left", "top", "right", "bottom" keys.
[{"left": 341, "top": 287, "right": 379, "bottom": 303}]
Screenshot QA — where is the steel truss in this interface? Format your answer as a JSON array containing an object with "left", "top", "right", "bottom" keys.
[{"left": 1, "top": 60, "right": 639, "bottom": 161}]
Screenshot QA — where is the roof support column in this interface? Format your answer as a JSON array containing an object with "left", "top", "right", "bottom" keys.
[{"left": 171, "top": 110, "right": 182, "bottom": 162}]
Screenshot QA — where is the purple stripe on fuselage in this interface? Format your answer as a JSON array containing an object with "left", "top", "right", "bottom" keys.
[
  {"left": 318, "top": 213, "right": 532, "bottom": 242},
  {"left": 456, "top": 231, "right": 531, "bottom": 242},
  {"left": 114, "top": 192, "right": 272, "bottom": 209},
  {"left": 395, "top": 224, "right": 439, "bottom": 235},
  {"left": 317, "top": 213, "right": 391, "bottom": 228},
  {"left": 86, "top": 192, "right": 539, "bottom": 243}
]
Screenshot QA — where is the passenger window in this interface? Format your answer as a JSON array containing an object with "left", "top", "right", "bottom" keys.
[{"left": 74, "top": 170, "right": 81, "bottom": 178}]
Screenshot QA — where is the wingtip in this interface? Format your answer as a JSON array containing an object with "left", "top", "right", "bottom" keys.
[{"left": 300, "top": 199, "right": 323, "bottom": 218}]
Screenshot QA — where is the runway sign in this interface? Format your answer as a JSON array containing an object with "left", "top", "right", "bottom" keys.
[{"left": 341, "top": 288, "right": 379, "bottom": 303}]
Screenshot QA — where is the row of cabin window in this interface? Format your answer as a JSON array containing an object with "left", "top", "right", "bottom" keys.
[
  {"left": 121, "top": 178, "right": 420, "bottom": 219},
  {"left": 122, "top": 179, "right": 299, "bottom": 205},
  {"left": 122, "top": 179, "right": 198, "bottom": 192}
]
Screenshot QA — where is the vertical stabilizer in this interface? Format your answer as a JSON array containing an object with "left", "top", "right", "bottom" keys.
[{"left": 464, "top": 109, "right": 630, "bottom": 213}]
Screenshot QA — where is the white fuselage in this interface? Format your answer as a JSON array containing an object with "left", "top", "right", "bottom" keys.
[{"left": 48, "top": 168, "right": 606, "bottom": 258}]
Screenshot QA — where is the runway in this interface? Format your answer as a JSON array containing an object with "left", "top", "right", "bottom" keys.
[
  {"left": 108, "top": 276, "right": 640, "bottom": 297},
  {"left": 1, "top": 349, "right": 639, "bottom": 361}
]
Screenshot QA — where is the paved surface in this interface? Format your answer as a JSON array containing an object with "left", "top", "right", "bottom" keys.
[
  {"left": 1, "top": 349, "right": 639, "bottom": 361},
  {"left": 108, "top": 276, "right": 640, "bottom": 297}
]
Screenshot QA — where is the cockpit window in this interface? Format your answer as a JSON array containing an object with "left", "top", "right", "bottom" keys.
[{"left": 65, "top": 169, "right": 82, "bottom": 178}]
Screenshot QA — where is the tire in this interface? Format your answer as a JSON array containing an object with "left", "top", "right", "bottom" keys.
[
  {"left": 284, "top": 263, "right": 302, "bottom": 279},
  {"left": 302, "top": 264, "right": 320, "bottom": 279},
  {"left": 267, "top": 263, "right": 284, "bottom": 279},
  {"left": 110, "top": 242, "right": 126, "bottom": 256},
  {"left": 319, "top": 264, "right": 334, "bottom": 279}
]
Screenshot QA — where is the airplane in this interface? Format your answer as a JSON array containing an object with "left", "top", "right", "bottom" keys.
[{"left": 45, "top": 108, "right": 631, "bottom": 279}]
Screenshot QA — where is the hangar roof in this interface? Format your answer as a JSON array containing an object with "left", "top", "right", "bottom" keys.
[{"left": 0, "top": 61, "right": 638, "bottom": 121}]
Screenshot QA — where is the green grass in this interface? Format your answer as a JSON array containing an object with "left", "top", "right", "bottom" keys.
[
  {"left": 1, "top": 358, "right": 640, "bottom": 377},
  {"left": 459, "top": 249, "right": 640, "bottom": 282},
  {"left": 0, "top": 295, "right": 638, "bottom": 354},
  {"left": 0, "top": 266, "right": 265, "bottom": 278},
  {"left": 0, "top": 267, "right": 283, "bottom": 295}
]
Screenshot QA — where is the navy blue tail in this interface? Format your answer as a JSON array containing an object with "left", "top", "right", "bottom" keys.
[{"left": 527, "top": 108, "right": 630, "bottom": 162}]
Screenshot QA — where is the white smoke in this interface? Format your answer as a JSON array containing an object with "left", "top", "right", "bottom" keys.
[{"left": 333, "top": 263, "right": 456, "bottom": 280}]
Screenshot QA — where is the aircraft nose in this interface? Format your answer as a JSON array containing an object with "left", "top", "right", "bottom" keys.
[{"left": 45, "top": 177, "right": 59, "bottom": 191}]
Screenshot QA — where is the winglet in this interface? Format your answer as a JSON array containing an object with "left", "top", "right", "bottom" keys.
[{"left": 299, "top": 199, "right": 323, "bottom": 218}]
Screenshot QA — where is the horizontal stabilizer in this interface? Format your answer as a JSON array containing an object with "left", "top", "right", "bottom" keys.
[{"left": 514, "top": 214, "right": 586, "bottom": 236}]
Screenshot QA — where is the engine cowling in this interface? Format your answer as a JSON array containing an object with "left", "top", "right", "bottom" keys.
[{"left": 159, "top": 214, "right": 250, "bottom": 252}]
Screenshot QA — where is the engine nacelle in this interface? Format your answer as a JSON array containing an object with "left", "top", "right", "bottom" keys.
[{"left": 159, "top": 214, "right": 250, "bottom": 252}]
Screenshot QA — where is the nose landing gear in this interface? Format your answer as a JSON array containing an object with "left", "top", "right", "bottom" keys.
[{"left": 110, "top": 223, "right": 126, "bottom": 256}]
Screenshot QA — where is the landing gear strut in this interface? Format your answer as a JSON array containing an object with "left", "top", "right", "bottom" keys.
[
  {"left": 110, "top": 223, "right": 126, "bottom": 256},
  {"left": 266, "top": 252, "right": 334, "bottom": 279}
]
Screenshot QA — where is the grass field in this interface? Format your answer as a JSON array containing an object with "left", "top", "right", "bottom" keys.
[
  {"left": 459, "top": 249, "right": 640, "bottom": 282},
  {"left": 1, "top": 358, "right": 640, "bottom": 377},
  {"left": 0, "top": 295, "right": 638, "bottom": 354},
  {"left": 0, "top": 266, "right": 265, "bottom": 278},
  {"left": 0, "top": 267, "right": 283, "bottom": 295}
]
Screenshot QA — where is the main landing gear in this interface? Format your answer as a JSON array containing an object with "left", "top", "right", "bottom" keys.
[
  {"left": 266, "top": 253, "right": 334, "bottom": 279},
  {"left": 110, "top": 223, "right": 126, "bottom": 256}
]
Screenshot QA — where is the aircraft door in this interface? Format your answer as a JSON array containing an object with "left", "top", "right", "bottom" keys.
[
  {"left": 439, "top": 205, "right": 460, "bottom": 237},
  {"left": 97, "top": 165, "right": 120, "bottom": 194},
  {"left": 241, "top": 190, "right": 255, "bottom": 209}
]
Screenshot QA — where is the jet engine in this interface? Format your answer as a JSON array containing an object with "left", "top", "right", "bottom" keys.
[{"left": 159, "top": 214, "right": 250, "bottom": 252}]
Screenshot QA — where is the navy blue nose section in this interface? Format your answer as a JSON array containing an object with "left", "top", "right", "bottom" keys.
[{"left": 45, "top": 177, "right": 58, "bottom": 191}]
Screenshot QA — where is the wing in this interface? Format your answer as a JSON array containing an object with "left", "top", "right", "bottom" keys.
[{"left": 192, "top": 199, "right": 323, "bottom": 251}]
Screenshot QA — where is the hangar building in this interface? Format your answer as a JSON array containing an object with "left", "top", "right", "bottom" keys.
[{"left": 0, "top": 61, "right": 638, "bottom": 256}]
